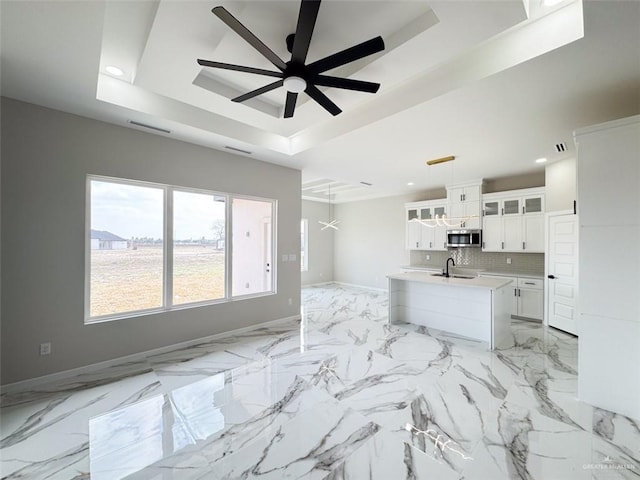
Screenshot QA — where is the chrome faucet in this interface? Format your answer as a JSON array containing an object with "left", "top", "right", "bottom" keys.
[{"left": 445, "top": 257, "right": 455, "bottom": 278}]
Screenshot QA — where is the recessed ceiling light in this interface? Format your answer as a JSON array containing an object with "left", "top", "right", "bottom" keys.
[
  {"left": 105, "top": 65, "right": 124, "bottom": 77},
  {"left": 535, "top": 157, "right": 547, "bottom": 164},
  {"left": 407, "top": 182, "right": 415, "bottom": 186}
]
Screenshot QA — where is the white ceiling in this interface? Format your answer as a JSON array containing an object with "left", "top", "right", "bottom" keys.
[{"left": 2, "top": 0, "right": 639, "bottom": 203}]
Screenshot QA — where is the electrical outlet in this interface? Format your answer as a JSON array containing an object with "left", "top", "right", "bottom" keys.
[
  {"left": 39, "top": 342, "right": 51, "bottom": 356},
  {"left": 506, "top": 258, "right": 512, "bottom": 264},
  {"left": 425, "top": 254, "right": 431, "bottom": 261},
  {"left": 288, "top": 254, "right": 297, "bottom": 262}
]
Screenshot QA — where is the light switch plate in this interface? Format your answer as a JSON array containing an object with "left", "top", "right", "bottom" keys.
[
  {"left": 288, "top": 254, "right": 297, "bottom": 262},
  {"left": 282, "top": 254, "right": 288, "bottom": 262}
]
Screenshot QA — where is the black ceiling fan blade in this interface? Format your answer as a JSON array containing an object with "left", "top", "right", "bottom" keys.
[
  {"left": 291, "top": 0, "right": 321, "bottom": 64},
  {"left": 284, "top": 92, "right": 298, "bottom": 118},
  {"left": 305, "top": 84, "right": 342, "bottom": 116},
  {"left": 212, "top": 6, "right": 287, "bottom": 71},
  {"left": 197, "top": 59, "right": 283, "bottom": 78},
  {"left": 308, "top": 36, "right": 385, "bottom": 74},
  {"left": 312, "top": 75, "right": 380, "bottom": 93},
  {"left": 232, "top": 80, "right": 284, "bottom": 103}
]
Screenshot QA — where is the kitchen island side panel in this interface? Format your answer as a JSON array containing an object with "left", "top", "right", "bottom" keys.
[{"left": 388, "top": 278, "right": 492, "bottom": 343}]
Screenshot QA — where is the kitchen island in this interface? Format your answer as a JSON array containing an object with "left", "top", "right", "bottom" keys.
[{"left": 387, "top": 271, "right": 514, "bottom": 349}]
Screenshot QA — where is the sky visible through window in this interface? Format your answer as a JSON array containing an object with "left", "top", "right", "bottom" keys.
[{"left": 91, "top": 181, "right": 225, "bottom": 241}]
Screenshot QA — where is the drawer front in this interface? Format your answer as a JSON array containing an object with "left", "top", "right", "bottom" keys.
[{"left": 517, "top": 277, "right": 543, "bottom": 289}]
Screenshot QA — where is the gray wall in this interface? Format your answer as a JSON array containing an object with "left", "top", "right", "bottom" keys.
[
  {"left": 334, "top": 194, "right": 414, "bottom": 289},
  {"left": 545, "top": 157, "right": 576, "bottom": 212},
  {"left": 1, "top": 98, "right": 301, "bottom": 384},
  {"left": 301, "top": 200, "right": 334, "bottom": 286}
]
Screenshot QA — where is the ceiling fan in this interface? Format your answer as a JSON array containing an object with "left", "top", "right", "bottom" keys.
[{"left": 197, "top": 0, "right": 385, "bottom": 118}]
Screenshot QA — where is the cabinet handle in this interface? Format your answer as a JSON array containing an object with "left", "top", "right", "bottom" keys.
[
  {"left": 523, "top": 242, "right": 526, "bottom": 250},
  {"left": 524, "top": 282, "right": 535, "bottom": 285},
  {"left": 547, "top": 274, "right": 556, "bottom": 279},
  {"left": 429, "top": 242, "right": 432, "bottom": 248},
  {"left": 501, "top": 242, "right": 504, "bottom": 250},
  {"left": 482, "top": 241, "right": 485, "bottom": 249},
  {"left": 514, "top": 288, "right": 517, "bottom": 297},
  {"left": 416, "top": 242, "right": 419, "bottom": 248},
  {"left": 518, "top": 288, "right": 521, "bottom": 297},
  {"left": 501, "top": 207, "right": 504, "bottom": 215},
  {"left": 522, "top": 206, "right": 525, "bottom": 214}
]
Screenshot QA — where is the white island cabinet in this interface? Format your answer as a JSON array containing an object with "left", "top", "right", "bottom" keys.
[{"left": 387, "top": 272, "right": 513, "bottom": 349}]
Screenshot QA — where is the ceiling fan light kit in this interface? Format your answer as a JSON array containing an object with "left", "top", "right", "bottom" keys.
[
  {"left": 283, "top": 76, "right": 307, "bottom": 93},
  {"left": 197, "top": 0, "right": 385, "bottom": 118}
]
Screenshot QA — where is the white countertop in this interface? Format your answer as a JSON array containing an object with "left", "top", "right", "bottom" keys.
[
  {"left": 401, "top": 265, "right": 544, "bottom": 279},
  {"left": 387, "top": 271, "right": 513, "bottom": 290}
]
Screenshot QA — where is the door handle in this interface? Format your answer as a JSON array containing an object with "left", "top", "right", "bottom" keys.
[{"left": 547, "top": 274, "right": 556, "bottom": 279}]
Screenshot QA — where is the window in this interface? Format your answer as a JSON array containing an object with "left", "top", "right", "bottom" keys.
[
  {"left": 232, "top": 198, "right": 274, "bottom": 297},
  {"left": 173, "top": 190, "right": 226, "bottom": 305},
  {"left": 89, "top": 180, "right": 164, "bottom": 318},
  {"left": 87, "top": 176, "right": 276, "bottom": 322},
  {"left": 301, "top": 219, "right": 308, "bottom": 272}
]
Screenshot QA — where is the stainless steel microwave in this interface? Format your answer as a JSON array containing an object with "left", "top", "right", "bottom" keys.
[{"left": 447, "top": 229, "right": 482, "bottom": 248}]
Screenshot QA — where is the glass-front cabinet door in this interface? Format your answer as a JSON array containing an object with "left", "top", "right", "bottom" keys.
[
  {"left": 483, "top": 200, "right": 500, "bottom": 216},
  {"left": 523, "top": 195, "right": 543, "bottom": 214},
  {"left": 503, "top": 199, "right": 520, "bottom": 215},
  {"left": 433, "top": 205, "right": 447, "bottom": 250}
]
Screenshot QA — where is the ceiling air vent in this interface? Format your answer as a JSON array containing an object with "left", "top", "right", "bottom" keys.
[
  {"left": 225, "top": 146, "right": 252, "bottom": 155},
  {"left": 555, "top": 142, "right": 567, "bottom": 153},
  {"left": 128, "top": 120, "right": 171, "bottom": 134}
]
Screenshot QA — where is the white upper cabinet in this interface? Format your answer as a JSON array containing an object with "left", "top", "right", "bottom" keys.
[
  {"left": 447, "top": 181, "right": 482, "bottom": 230},
  {"left": 482, "top": 187, "right": 545, "bottom": 253},
  {"left": 405, "top": 200, "right": 448, "bottom": 251}
]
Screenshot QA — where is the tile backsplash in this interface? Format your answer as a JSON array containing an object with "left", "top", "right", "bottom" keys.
[{"left": 409, "top": 249, "right": 544, "bottom": 276}]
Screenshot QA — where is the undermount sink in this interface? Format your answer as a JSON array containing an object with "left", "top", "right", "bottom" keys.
[{"left": 430, "top": 273, "right": 475, "bottom": 279}]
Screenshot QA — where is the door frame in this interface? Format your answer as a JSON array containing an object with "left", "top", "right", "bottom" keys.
[{"left": 544, "top": 209, "right": 578, "bottom": 328}]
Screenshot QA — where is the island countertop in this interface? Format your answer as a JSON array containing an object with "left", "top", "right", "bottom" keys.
[{"left": 387, "top": 271, "right": 513, "bottom": 290}]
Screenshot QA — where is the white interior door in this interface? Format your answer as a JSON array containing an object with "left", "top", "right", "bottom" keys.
[
  {"left": 547, "top": 214, "right": 579, "bottom": 335},
  {"left": 262, "top": 219, "right": 272, "bottom": 291}
]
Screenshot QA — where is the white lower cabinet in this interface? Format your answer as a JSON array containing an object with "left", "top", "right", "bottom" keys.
[
  {"left": 480, "top": 274, "right": 543, "bottom": 321},
  {"left": 516, "top": 277, "right": 544, "bottom": 320}
]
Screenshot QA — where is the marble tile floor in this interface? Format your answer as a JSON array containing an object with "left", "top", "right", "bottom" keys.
[{"left": 1, "top": 283, "right": 638, "bottom": 479}]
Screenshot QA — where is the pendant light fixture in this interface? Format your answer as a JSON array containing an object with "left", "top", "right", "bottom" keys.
[
  {"left": 411, "top": 155, "right": 477, "bottom": 228},
  {"left": 318, "top": 183, "right": 340, "bottom": 230}
]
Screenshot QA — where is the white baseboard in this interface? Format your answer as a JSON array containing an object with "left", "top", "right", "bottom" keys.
[
  {"left": 333, "top": 282, "right": 387, "bottom": 293},
  {"left": 302, "top": 281, "right": 336, "bottom": 287},
  {"left": 2, "top": 314, "right": 301, "bottom": 393}
]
